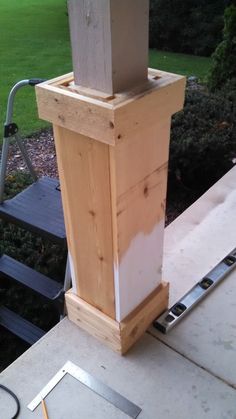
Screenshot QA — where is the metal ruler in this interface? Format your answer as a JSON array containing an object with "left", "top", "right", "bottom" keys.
[
  {"left": 28, "top": 361, "right": 141, "bottom": 418},
  {"left": 154, "top": 247, "right": 236, "bottom": 334}
]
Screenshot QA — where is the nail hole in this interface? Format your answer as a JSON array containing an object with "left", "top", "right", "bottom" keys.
[{"left": 144, "top": 186, "right": 149, "bottom": 197}]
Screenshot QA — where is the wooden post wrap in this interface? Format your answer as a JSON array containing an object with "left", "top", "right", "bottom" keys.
[{"left": 36, "top": 0, "right": 186, "bottom": 354}]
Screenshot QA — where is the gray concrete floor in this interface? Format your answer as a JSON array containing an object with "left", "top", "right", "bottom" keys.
[
  {"left": 1, "top": 167, "right": 236, "bottom": 419},
  {"left": 1, "top": 320, "right": 236, "bottom": 419}
]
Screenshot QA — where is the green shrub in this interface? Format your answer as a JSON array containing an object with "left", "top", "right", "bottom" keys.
[
  {"left": 216, "top": 77, "right": 236, "bottom": 107},
  {"left": 208, "top": 4, "right": 236, "bottom": 91},
  {"left": 169, "top": 89, "right": 236, "bottom": 193},
  {"left": 3, "top": 172, "right": 32, "bottom": 198}
]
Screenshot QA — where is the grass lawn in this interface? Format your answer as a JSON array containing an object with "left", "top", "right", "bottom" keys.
[
  {"left": 149, "top": 49, "right": 211, "bottom": 82},
  {"left": 0, "top": 0, "right": 211, "bottom": 139},
  {"left": 0, "top": 0, "right": 72, "bottom": 137}
]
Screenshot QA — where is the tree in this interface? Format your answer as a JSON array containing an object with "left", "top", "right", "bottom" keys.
[
  {"left": 208, "top": 4, "right": 236, "bottom": 91},
  {"left": 149, "top": 0, "right": 230, "bottom": 56}
]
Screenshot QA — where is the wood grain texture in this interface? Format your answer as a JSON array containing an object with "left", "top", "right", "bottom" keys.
[
  {"left": 68, "top": 0, "right": 112, "bottom": 93},
  {"left": 116, "top": 163, "right": 168, "bottom": 256},
  {"left": 66, "top": 282, "right": 169, "bottom": 354},
  {"left": 120, "top": 282, "right": 169, "bottom": 354},
  {"left": 68, "top": 0, "right": 149, "bottom": 94},
  {"left": 53, "top": 125, "right": 115, "bottom": 318},
  {"left": 65, "top": 291, "right": 121, "bottom": 353},
  {"left": 36, "top": 82, "right": 115, "bottom": 146},
  {"left": 113, "top": 118, "right": 171, "bottom": 196},
  {"left": 109, "top": 0, "right": 149, "bottom": 93},
  {"left": 113, "top": 77, "right": 186, "bottom": 141},
  {"left": 36, "top": 70, "right": 186, "bottom": 146},
  {"left": 113, "top": 162, "right": 168, "bottom": 320},
  {"left": 109, "top": 118, "right": 170, "bottom": 320},
  {"left": 36, "top": 70, "right": 186, "bottom": 330}
]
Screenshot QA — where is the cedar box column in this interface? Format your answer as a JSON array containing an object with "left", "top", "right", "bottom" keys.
[{"left": 36, "top": 0, "right": 186, "bottom": 354}]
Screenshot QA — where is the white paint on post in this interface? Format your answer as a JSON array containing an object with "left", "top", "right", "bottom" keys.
[
  {"left": 68, "top": 251, "right": 77, "bottom": 294},
  {"left": 68, "top": 0, "right": 149, "bottom": 94},
  {"left": 115, "top": 219, "right": 165, "bottom": 321},
  {"left": 113, "top": 259, "right": 121, "bottom": 322}
]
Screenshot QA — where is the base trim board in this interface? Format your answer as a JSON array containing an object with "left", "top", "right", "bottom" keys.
[{"left": 65, "top": 282, "right": 169, "bottom": 354}]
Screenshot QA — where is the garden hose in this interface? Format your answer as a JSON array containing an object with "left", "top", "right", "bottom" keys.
[{"left": 0, "top": 384, "right": 20, "bottom": 418}]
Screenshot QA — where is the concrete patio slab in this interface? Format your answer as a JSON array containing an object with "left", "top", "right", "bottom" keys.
[
  {"left": 150, "top": 266, "right": 236, "bottom": 387},
  {"left": 164, "top": 166, "right": 236, "bottom": 307},
  {"left": 1, "top": 319, "right": 236, "bottom": 419},
  {"left": 150, "top": 166, "right": 236, "bottom": 387}
]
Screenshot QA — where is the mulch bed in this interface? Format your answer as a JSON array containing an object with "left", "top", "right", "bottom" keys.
[{"left": 7, "top": 129, "right": 58, "bottom": 179}]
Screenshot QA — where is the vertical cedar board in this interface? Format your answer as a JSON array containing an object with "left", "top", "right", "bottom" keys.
[
  {"left": 114, "top": 118, "right": 170, "bottom": 254},
  {"left": 53, "top": 125, "right": 116, "bottom": 318},
  {"left": 109, "top": 119, "right": 170, "bottom": 321},
  {"left": 68, "top": 0, "right": 149, "bottom": 94},
  {"left": 116, "top": 163, "right": 168, "bottom": 260},
  {"left": 113, "top": 118, "right": 171, "bottom": 196}
]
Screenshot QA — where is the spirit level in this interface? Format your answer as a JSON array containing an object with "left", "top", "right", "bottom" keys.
[{"left": 154, "top": 247, "right": 236, "bottom": 334}]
